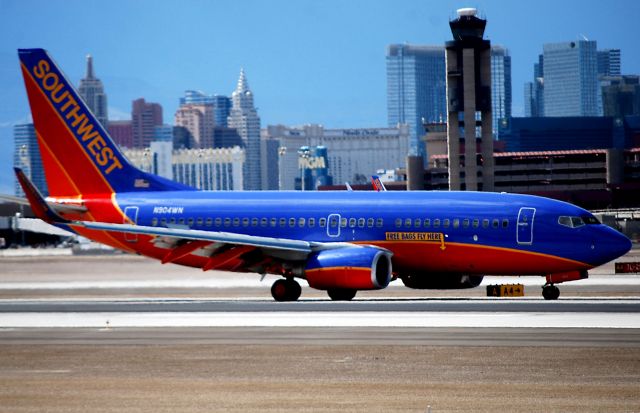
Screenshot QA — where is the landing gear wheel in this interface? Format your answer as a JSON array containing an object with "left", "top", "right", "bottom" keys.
[
  {"left": 271, "top": 278, "right": 302, "bottom": 302},
  {"left": 327, "top": 288, "right": 357, "bottom": 301},
  {"left": 542, "top": 284, "right": 560, "bottom": 300}
]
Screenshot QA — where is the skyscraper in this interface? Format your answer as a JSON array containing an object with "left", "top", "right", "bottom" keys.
[
  {"left": 228, "top": 69, "right": 261, "bottom": 190},
  {"left": 490, "top": 46, "right": 512, "bottom": 136},
  {"left": 598, "top": 49, "right": 621, "bottom": 76},
  {"left": 13, "top": 123, "right": 47, "bottom": 196},
  {"left": 78, "top": 54, "right": 108, "bottom": 126},
  {"left": 180, "top": 91, "right": 232, "bottom": 127},
  {"left": 386, "top": 45, "right": 446, "bottom": 159},
  {"left": 131, "top": 98, "right": 163, "bottom": 148},
  {"left": 387, "top": 44, "right": 511, "bottom": 156},
  {"left": 524, "top": 54, "right": 544, "bottom": 117},
  {"left": 174, "top": 104, "right": 215, "bottom": 148},
  {"left": 543, "top": 40, "right": 599, "bottom": 116}
]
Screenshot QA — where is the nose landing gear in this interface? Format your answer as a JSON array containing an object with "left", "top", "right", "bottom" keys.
[{"left": 542, "top": 284, "right": 560, "bottom": 300}]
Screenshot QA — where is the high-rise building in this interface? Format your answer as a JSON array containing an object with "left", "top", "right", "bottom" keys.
[
  {"left": 228, "top": 69, "right": 261, "bottom": 190},
  {"left": 174, "top": 104, "right": 215, "bottom": 148},
  {"left": 445, "top": 7, "right": 494, "bottom": 191},
  {"left": 598, "top": 49, "right": 621, "bottom": 76},
  {"left": 131, "top": 98, "right": 163, "bottom": 148},
  {"left": 386, "top": 45, "right": 446, "bottom": 159},
  {"left": 387, "top": 43, "right": 511, "bottom": 157},
  {"left": 180, "top": 91, "right": 232, "bottom": 127},
  {"left": 490, "top": 46, "right": 512, "bottom": 136},
  {"left": 524, "top": 54, "right": 545, "bottom": 117},
  {"left": 602, "top": 75, "right": 640, "bottom": 117},
  {"left": 13, "top": 123, "right": 47, "bottom": 196},
  {"left": 107, "top": 120, "right": 133, "bottom": 148},
  {"left": 78, "top": 54, "right": 108, "bottom": 126},
  {"left": 543, "top": 40, "right": 599, "bottom": 116}
]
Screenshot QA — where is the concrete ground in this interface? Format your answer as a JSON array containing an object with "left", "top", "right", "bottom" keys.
[{"left": 1, "top": 251, "right": 639, "bottom": 412}]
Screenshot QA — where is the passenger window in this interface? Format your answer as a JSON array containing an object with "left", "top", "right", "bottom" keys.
[
  {"left": 224, "top": 218, "right": 231, "bottom": 227},
  {"left": 242, "top": 218, "right": 249, "bottom": 227},
  {"left": 367, "top": 218, "right": 374, "bottom": 228},
  {"left": 298, "top": 217, "right": 306, "bottom": 227},
  {"left": 358, "top": 218, "right": 365, "bottom": 228},
  {"left": 251, "top": 218, "right": 258, "bottom": 227},
  {"left": 289, "top": 218, "right": 296, "bottom": 227},
  {"left": 502, "top": 219, "right": 509, "bottom": 229},
  {"left": 178, "top": 218, "right": 185, "bottom": 225},
  {"left": 309, "top": 218, "right": 316, "bottom": 227},
  {"left": 424, "top": 219, "right": 431, "bottom": 228},
  {"left": 260, "top": 218, "right": 268, "bottom": 227},
  {"left": 279, "top": 218, "right": 286, "bottom": 227},
  {"left": 320, "top": 217, "right": 327, "bottom": 228},
  {"left": 349, "top": 218, "right": 356, "bottom": 228},
  {"left": 443, "top": 219, "right": 450, "bottom": 228},
  {"left": 472, "top": 219, "right": 479, "bottom": 228},
  {"left": 196, "top": 218, "right": 203, "bottom": 226},
  {"left": 151, "top": 218, "right": 158, "bottom": 226},
  {"left": 492, "top": 219, "right": 499, "bottom": 229},
  {"left": 453, "top": 219, "right": 460, "bottom": 229},
  {"left": 414, "top": 218, "right": 421, "bottom": 228},
  {"left": 270, "top": 218, "right": 277, "bottom": 227},
  {"left": 433, "top": 219, "right": 440, "bottom": 228},
  {"left": 340, "top": 218, "right": 347, "bottom": 228},
  {"left": 376, "top": 218, "right": 383, "bottom": 228},
  {"left": 482, "top": 219, "right": 489, "bottom": 228},
  {"left": 395, "top": 218, "right": 402, "bottom": 228},
  {"left": 160, "top": 218, "right": 167, "bottom": 226},
  {"left": 233, "top": 218, "right": 240, "bottom": 227},
  {"left": 463, "top": 218, "right": 470, "bottom": 228},
  {"left": 205, "top": 218, "right": 212, "bottom": 227},
  {"left": 170, "top": 218, "right": 176, "bottom": 224},
  {"left": 187, "top": 218, "right": 194, "bottom": 227},
  {"left": 214, "top": 217, "right": 222, "bottom": 227},
  {"left": 404, "top": 218, "right": 412, "bottom": 228}
]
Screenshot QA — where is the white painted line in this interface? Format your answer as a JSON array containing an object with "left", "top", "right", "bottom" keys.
[{"left": 0, "top": 312, "right": 639, "bottom": 329}]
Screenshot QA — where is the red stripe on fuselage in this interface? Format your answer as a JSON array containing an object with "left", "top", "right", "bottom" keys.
[{"left": 363, "top": 240, "right": 590, "bottom": 275}]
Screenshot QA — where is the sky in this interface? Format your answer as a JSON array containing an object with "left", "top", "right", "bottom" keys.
[{"left": 1, "top": 0, "right": 639, "bottom": 194}]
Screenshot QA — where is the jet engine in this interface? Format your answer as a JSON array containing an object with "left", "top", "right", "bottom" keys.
[{"left": 303, "top": 246, "right": 392, "bottom": 290}]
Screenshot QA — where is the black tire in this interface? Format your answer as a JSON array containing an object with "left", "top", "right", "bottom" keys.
[
  {"left": 542, "top": 285, "right": 560, "bottom": 300},
  {"left": 271, "top": 279, "right": 289, "bottom": 302},
  {"left": 327, "top": 288, "right": 357, "bottom": 301},
  {"left": 271, "top": 279, "right": 302, "bottom": 302},
  {"left": 286, "top": 279, "right": 302, "bottom": 301}
]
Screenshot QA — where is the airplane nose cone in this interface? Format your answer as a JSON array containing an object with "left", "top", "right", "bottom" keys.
[{"left": 596, "top": 227, "right": 632, "bottom": 264}]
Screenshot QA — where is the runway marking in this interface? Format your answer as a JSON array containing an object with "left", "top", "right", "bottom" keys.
[{"left": 1, "top": 311, "right": 639, "bottom": 329}]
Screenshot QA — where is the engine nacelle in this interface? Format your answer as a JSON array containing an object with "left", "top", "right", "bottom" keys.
[
  {"left": 401, "top": 273, "right": 484, "bottom": 290},
  {"left": 304, "top": 247, "right": 392, "bottom": 291}
]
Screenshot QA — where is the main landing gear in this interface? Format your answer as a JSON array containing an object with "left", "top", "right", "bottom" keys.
[
  {"left": 327, "top": 288, "right": 357, "bottom": 301},
  {"left": 271, "top": 278, "right": 302, "bottom": 302},
  {"left": 542, "top": 284, "right": 560, "bottom": 300}
]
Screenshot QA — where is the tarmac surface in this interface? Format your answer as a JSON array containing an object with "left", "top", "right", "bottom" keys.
[{"left": 1, "top": 251, "right": 640, "bottom": 411}]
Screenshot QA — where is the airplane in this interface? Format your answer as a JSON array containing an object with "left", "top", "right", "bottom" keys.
[{"left": 8, "top": 48, "right": 632, "bottom": 301}]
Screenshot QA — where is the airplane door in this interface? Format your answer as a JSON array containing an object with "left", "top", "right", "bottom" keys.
[
  {"left": 517, "top": 207, "right": 536, "bottom": 245},
  {"left": 327, "top": 213, "right": 341, "bottom": 238},
  {"left": 124, "top": 206, "right": 139, "bottom": 242}
]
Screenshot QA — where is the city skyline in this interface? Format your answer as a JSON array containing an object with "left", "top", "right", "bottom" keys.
[{"left": 1, "top": 0, "right": 640, "bottom": 193}]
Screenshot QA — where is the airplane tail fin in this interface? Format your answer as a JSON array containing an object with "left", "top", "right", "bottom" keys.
[
  {"left": 371, "top": 175, "right": 387, "bottom": 192},
  {"left": 18, "top": 48, "right": 192, "bottom": 197}
]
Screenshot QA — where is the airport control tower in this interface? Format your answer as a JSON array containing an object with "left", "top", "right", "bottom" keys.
[{"left": 446, "top": 8, "right": 494, "bottom": 191}]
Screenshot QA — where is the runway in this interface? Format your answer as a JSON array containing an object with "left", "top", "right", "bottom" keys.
[{"left": 1, "top": 254, "right": 640, "bottom": 412}]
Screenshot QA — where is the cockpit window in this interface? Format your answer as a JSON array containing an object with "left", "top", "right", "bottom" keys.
[
  {"left": 558, "top": 216, "right": 586, "bottom": 228},
  {"left": 582, "top": 215, "right": 600, "bottom": 225}
]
